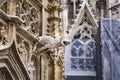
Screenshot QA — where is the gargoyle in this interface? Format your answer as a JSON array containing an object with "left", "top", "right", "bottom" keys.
[{"left": 33, "top": 36, "right": 70, "bottom": 55}]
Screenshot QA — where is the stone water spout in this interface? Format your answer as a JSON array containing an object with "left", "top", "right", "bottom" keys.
[{"left": 33, "top": 36, "right": 70, "bottom": 55}]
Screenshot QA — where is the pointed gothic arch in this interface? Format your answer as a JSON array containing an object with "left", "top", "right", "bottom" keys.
[
  {"left": 64, "top": 1, "right": 98, "bottom": 80},
  {"left": 68, "top": 1, "right": 98, "bottom": 37}
]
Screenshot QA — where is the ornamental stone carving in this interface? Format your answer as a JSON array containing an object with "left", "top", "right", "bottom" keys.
[
  {"left": 0, "top": 23, "right": 8, "bottom": 46},
  {"left": 15, "top": 0, "right": 41, "bottom": 37},
  {"left": 73, "top": 22, "right": 95, "bottom": 39},
  {"left": 33, "top": 36, "right": 70, "bottom": 55},
  {"left": 46, "top": 0, "right": 63, "bottom": 12}
]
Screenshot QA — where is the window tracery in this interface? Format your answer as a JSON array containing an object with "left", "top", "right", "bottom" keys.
[
  {"left": 71, "top": 22, "right": 95, "bottom": 71},
  {"left": 74, "top": 22, "right": 94, "bottom": 39},
  {"left": 71, "top": 39, "right": 95, "bottom": 71},
  {"left": 71, "top": 22, "right": 96, "bottom": 72},
  {"left": 15, "top": 0, "right": 41, "bottom": 37},
  {"left": 65, "top": 21, "right": 96, "bottom": 76}
]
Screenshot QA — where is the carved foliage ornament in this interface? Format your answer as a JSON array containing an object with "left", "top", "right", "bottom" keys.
[{"left": 47, "top": 0, "right": 63, "bottom": 12}]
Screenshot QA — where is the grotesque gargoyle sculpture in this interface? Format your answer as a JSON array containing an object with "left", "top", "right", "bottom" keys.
[{"left": 33, "top": 36, "right": 70, "bottom": 55}]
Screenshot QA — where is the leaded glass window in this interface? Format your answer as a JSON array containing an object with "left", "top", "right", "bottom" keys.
[
  {"left": 71, "top": 39, "right": 95, "bottom": 71},
  {"left": 64, "top": 22, "right": 96, "bottom": 76}
]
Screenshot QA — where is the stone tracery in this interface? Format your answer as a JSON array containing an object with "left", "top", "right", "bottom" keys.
[
  {"left": 15, "top": 0, "right": 41, "bottom": 37},
  {"left": 74, "top": 21, "right": 94, "bottom": 39}
]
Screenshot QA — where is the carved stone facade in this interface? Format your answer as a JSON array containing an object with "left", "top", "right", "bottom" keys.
[{"left": 0, "top": 0, "right": 119, "bottom": 80}]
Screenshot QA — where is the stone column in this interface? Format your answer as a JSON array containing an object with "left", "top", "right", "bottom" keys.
[
  {"left": 96, "top": 1, "right": 106, "bottom": 18},
  {"left": 42, "top": 55, "right": 49, "bottom": 80},
  {"left": 73, "top": 0, "right": 76, "bottom": 17},
  {"left": 9, "top": 0, "right": 16, "bottom": 15},
  {"left": 61, "top": 0, "right": 69, "bottom": 36},
  {"left": 46, "top": 1, "right": 63, "bottom": 80},
  {"left": 48, "top": 60, "right": 54, "bottom": 80},
  {"left": 46, "top": 0, "right": 63, "bottom": 38},
  {"left": 54, "top": 61, "right": 62, "bottom": 80},
  {"left": 54, "top": 47, "right": 63, "bottom": 80},
  {"left": 101, "top": 5, "right": 104, "bottom": 18}
]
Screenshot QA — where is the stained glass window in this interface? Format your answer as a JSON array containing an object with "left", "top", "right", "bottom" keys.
[
  {"left": 64, "top": 22, "right": 96, "bottom": 78},
  {"left": 70, "top": 39, "right": 95, "bottom": 71}
]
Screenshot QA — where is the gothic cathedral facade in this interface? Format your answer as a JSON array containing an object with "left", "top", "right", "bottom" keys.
[{"left": 0, "top": 0, "right": 119, "bottom": 80}]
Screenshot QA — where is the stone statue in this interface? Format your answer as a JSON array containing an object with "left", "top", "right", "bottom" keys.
[
  {"left": 18, "top": 42, "right": 29, "bottom": 63},
  {"left": 33, "top": 36, "right": 70, "bottom": 55},
  {"left": 0, "top": 25, "right": 8, "bottom": 45}
]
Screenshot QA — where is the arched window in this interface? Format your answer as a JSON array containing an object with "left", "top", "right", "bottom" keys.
[
  {"left": 71, "top": 39, "right": 95, "bottom": 72},
  {"left": 64, "top": 22, "right": 96, "bottom": 80}
]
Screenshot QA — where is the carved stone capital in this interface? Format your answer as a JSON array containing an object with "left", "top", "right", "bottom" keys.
[{"left": 46, "top": 1, "right": 63, "bottom": 12}]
